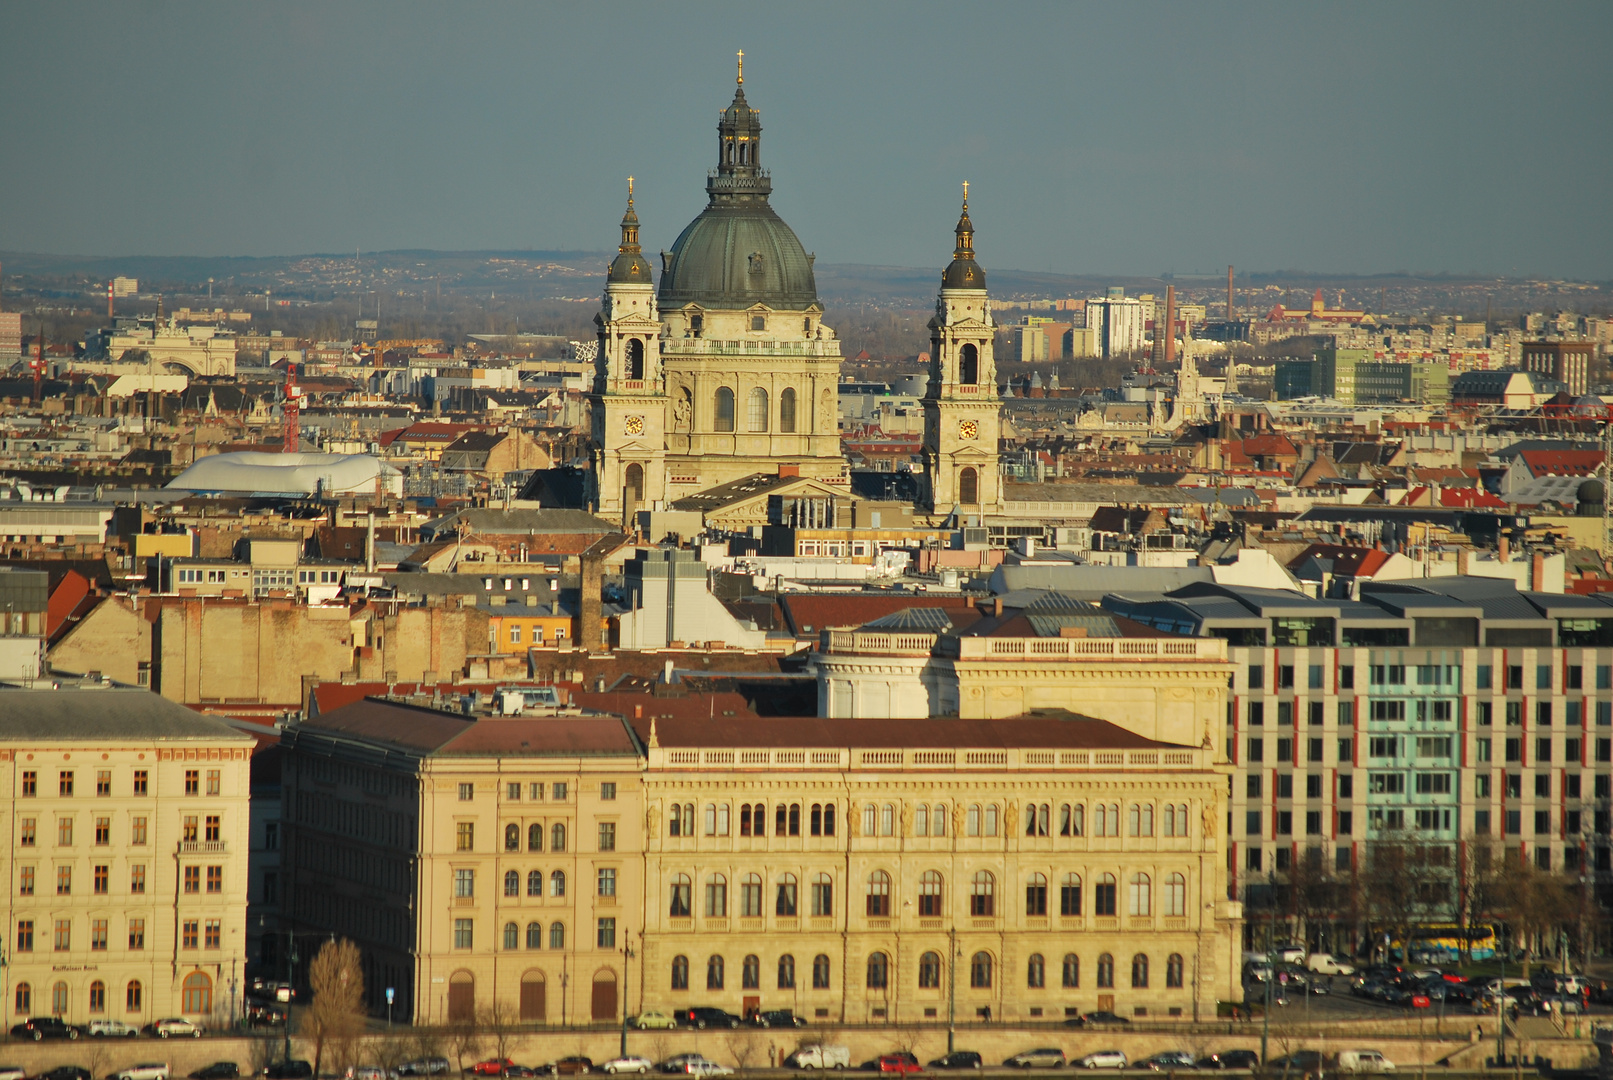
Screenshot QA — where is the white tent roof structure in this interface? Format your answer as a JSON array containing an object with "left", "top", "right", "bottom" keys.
[{"left": 167, "top": 452, "right": 399, "bottom": 497}]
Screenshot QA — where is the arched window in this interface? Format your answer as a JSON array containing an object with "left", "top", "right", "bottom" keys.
[
  {"left": 1062, "top": 954, "right": 1079, "bottom": 988},
  {"left": 773, "top": 803, "right": 786, "bottom": 836},
  {"left": 503, "top": 923, "right": 518, "bottom": 950},
  {"left": 1129, "top": 803, "right": 1155, "bottom": 837},
  {"left": 504, "top": 824, "right": 519, "bottom": 851},
  {"left": 866, "top": 870, "right": 891, "bottom": 917},
  {"left": 1060, "top": 803, "right": 1084, "bottom": 837},
  {"left": 967, "top": 804, "right": 980, "bottom": 836},
  {"left": 1095, "top": 802, "right": 1120, "bottom": 837},
  {"left": 1095, "top": 873, "right": 1117, "bottom": 916},
  {"left": 1166, "top": 953, "right": 1185, "bottom": 988},
  {"left": 125, "top": 980, "right": 141, "bottom": 1012},
  {"left": 915, "top": 805, "right": 929, "bottom": 836},
  {"left": 88, "top": 980, "right": 106, "bottom": 1013},
  {"left": 1131, "top": 953, "right": 1149, "bottom": 988},
  {"left": 625, "top": 463, "right": 644, "bottom": 506},
  {"left": 504, "top": 870, "right": 519, "bottom": 897},
  {"left": 812, "top": 954, "right": 831, "bottom": 989},
  {"left": 1129, "top": 873, "right": 1152, "bottom": 916},
  {"left": 880, "top": 804, "right": 895, "bottom": 836},
  {"left": 1060, "top": 873, "right": 1082, "bottom": 916},
  {"left": 959, "top": 343, "right": 979, "bottom": 385},
  {"left": 863, "top": 803, "right": 877, "bottom": 836},
  {"left": 776, "top": 873, "right": 798, "bottom": 916},
  {"left": 824, "top": 803, "right": 836, "bottom": 835},
  {"left": 181, "top": 971, "right": 211, "bottom": 1014},
  {"left": 959, "top": 467, "right": 979, "bottom": 505},
  {"left": 779, "top": 388, "right": 797, "bottom": 433},
  {"left": 748, "top": 387, "right": 769, "bottom": 432},
  {"left": 740, "top": 873, "right": 763, "bottom": 917},
  {"left": 932, "top": 804, "right": 947, "bottom": 835},
  {"left": 706, "top": 955, "right": 725, "bottom": 990},
  {"left": 739, "top": 802, "right": 754, "bottom": 836},
  {"left": 528, "top": 870, "right": 544, "bottom": 896},
  {"left": 970, "top": 951, "right": 992, "bottom": 988},
  {"left": 1025, "top": 803, "right": 1050, "bottom": 837},
  {"left": 13, "top": 983, "right": 28, "bottom": 1015},
  {"left": 548, "top": 922, "right": 565, "bottom": 950},
  {"left": 789, "top": 804, "right": 801, "bottom": 835},
  {"left": 1027, "top": 954, "right": 1045, "bottom": 989},
  {"left": 1096, "top": 953, "right": 1115, "bottom": 988},
  {"left": 550, "top": 870, "right": 566, "bottom": 897},
  {"left": 671, "top": 955, "right": 689, "bottom": 990},
  {"left": 777, "top": 954, "right": 795, "bottom": 989},
  {"left": 705, "top": 874, "right": 728, "bottom": 917},
  {"left": 1025, "top": 872, "right": 1048, "bottom": 916},
  {"left": 970, "top": 870, "right": 995, "bottom": 916},
  {"left": 52, "top": 981, "right": 68, "bottom": 1016},
  {"left": 551, "top": 823, "right": 566, "bottom": 852},
  {"left": 526, "top": 922, "right": 542, "bottom": 949},
  {"left": 528, "top": 823, "right": 543, "bottom": 851},
  {"left": 1165, "top": 872, "right": 1187, "bottom": 917},
  {"left": 625, "top": 338, "right": 645, "bottom": 380},
  {"left": 866, "top": 952, "right": 889, "bottom": 989},
  {"left": 742, "top": 954, "right": 761, "bottom": 990},
  {"left": 811, "top": 873, "right": 833, "bottom": 917},
  {"left": 919, "top": 951, "right": 941, "bottom": 989},
  {"left": 714, "top": 387, "right": 736, "bottom": 432},
  {"left": 919, "top": 870, "right": 943, "bottom": 917}
]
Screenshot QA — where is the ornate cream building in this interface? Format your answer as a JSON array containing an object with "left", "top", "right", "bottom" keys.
[{"left": 0, "top": 690, "right": 254, "bottom": 1027}]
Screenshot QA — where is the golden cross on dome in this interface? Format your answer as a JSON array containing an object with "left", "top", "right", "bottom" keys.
[
  {"left": 962, "top": 180, "right": 969, "bottom": 208},
  {"left": 627, "top": 176, "right": 634, "bottom": 205},
  {"left": 737, "top": 50, "right": 744, "bottom": 85}
]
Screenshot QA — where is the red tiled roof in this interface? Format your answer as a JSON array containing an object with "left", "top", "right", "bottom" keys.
[
  {"left": 628, "top": 713, "right": 1187, "bottom": 751},
  {"left": 1520, "top": 450, "right": 1602, "bottom": 477},
  {"left": 778, "top": 595, "right": 976, "bottom": 636},
  {"left": 1288, "top": 543, "right": 1392, "bottom": 578}
]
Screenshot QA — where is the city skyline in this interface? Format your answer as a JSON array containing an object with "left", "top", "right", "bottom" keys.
[{"left": 1, "top": 1, "right": 1610, "bottom": 279}]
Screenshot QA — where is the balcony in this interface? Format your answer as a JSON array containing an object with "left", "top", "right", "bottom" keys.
[{"left": 178, "top": 841, "right": 227, "bottom": 854}]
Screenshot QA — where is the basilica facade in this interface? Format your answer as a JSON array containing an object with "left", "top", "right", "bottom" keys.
[{"left": 589, "top": 73, "right": 1004, "bottom": 521}]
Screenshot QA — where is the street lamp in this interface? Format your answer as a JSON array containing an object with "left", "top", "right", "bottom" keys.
[
  {"left": 620, "top": 940, "right": 636, "bottom": 1057},
  {"left": 946, "top": 928, "right": 959, "bottom": 1054}
]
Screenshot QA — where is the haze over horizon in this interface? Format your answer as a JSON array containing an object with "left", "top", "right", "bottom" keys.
[{"left": 2, "top": 1, "right": 1609, "bottom": 280}]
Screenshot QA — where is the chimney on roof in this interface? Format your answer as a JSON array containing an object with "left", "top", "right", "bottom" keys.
[
  {"left": 579, "top": 543, "right": 605, "bottom": 653},
  {"left": 993, "top": 597, "right": 1003, "bottom": 618},
  {"left": 1499, "top": 532, "right": 1510, "bottom": 563},
  {"left": 1532, "top": 551, "right": 1546, "bottom": 592}
]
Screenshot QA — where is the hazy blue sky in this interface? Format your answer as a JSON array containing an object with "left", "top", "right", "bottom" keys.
[{"left": 3, "top": 1, "right": 1610, "bottom": 278}]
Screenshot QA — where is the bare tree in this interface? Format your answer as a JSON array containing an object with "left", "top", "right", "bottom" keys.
[
  {"left": 447, "top": 1017, "right": 485, "bottom": 1078},
  {"left": 480, "top": 999, "right": 521, "bottom": 1075},
  {"left": 1491, "top": 852, "right": 1577, "bottom": 978},
  {"left": 307, "top": 939, "right": 367, "bottom": 1080},
  {"left": 724, "top": 1029, "right": 764, "bottom": 1070}
]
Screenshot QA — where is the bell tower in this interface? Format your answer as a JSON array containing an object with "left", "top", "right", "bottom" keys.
[
  {"left": 591, "top": 179, "right": 667, "bottom": 522},
  {"left": 922, "top": 184, "right": 1002, "bottom": 516}
]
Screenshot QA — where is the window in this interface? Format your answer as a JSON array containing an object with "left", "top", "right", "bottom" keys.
[
  {"left": 1164, "top": 872, "right": 1186, "bottom": 917},
  {"left": 58, "top": 816, "right": 74, "bottom": 846},
  {"left": 503, "top": 923, "right": 519, "bottom": 950},
  {"left": 740, "top": 873, "right": 762, "bottom": 916},
  {"left": 58, "top": 865, "right": 73, "bottom": 894},
  {"left": 15, "top": 921, "right": 32, "bottom": 952},
  {"left": 919, "top": 951, "right": 940, "bottom": 989},
  {"left": 1059, "top": 803, "right": 1084, "bottom": 836},
  {"left": 1129, "top": 803, "right": 1154, "bottom": 836},
  {"left": 206, "top": 769, "right": 220, "bottom": 796},
  {"left": 452, "top": 919, "right": 473, "bottom": 949},
  {"left": 866, "top": 870, "right": 891, "bottom": 916},
  {"left": 507, "top": 782, "right": 522, "bottom": 801},
  {"left": 13, "top": 983, "right": 28, "bottom": 1015},
  {"left": 867, "top": 952, "right": 889, "bottom": 989},
  {"left": 528, "top": 870, "right": 544, "bottom": 897},
  {"left": 552, "top": 783, "right": 568, "bottom": 801},
  {"left": 714, "top": 387, "right": 736, "bottom": 432},
  {"left": 1163, "top": 804, "right": 1190, "bottom": 837},
  {"left": 1060, "top": 873, "right": 1082, "bottom": 916},
  {"left": 811, "top": 873, "right": 833, "bottom": 916},
  {"left": 21, "top": 771, "right": 35, "bottom": 797},
  {"left": 597, "top": 867, "right": 617, "bottom": 897},
  {"left": 600, "top": 782, "right": 617, "bottom": 801},
  {"left": 776, "top": 873, "right": 798, "bottom": 916},
  {"left": 454, "top": 869, "right": 475, "bottom": 898},
  {"left": 128, "top": 919, "right": 144, "bottom": 949},
  {"left": 1247, "top": 738, "right": 1264, "bottom": 763},
  {"left": 958, "top": 343, "right": 979, "bottom": 385},
  {"left": 503, "top": 870, "right": 520, "bottom": 898},
  {"left": 529, "top": 823, "right": 544, "bottom": 852},
  {"left": 930, "top": 804, "right": 944, "bottom": 835},
  {"left": 747, "top": 387, "right": 769, "bottom": 432},
  {"left": 671, "top": 956, "right": 689, "bottom": 990},
  {"left": 1025, "top": 872, "right": 1048, "bottom": 916},
  {"left": 526, "top": 922, "right": 543, "bottom": 949},
  {"left": 598, "top": 822, "right": 616, "bottom": 851},
  {"left": 182, "top": 920, "right": 198, "bottom": 949},
  {"left": 919, "top": 870, "right": 943, "bottom": 916},
  {"left": 970, "top": 870, "right": 995, "bottom": 916},
  {"left": 549, "top": 922, "right": 565, "bottom": 949},
  {"left": 813, "top": 954, "right": 831, "bottom": 989},
  {"left": 1094, "top": 873, "right": 1117, "bottom": 916},
  {"left": 863, "top": 803, "right": 877, "bottom": 836},
  {"left": 205, "top": 920, "right": 221, "bottom": 949},
  {"left": 57, "top": 770, "right": 75, "bottom": 797},
  {"left": 707, "top": 955, "right": 725, "bottom": 990},
  {"left": 505, "top": 824, "right": 520, "bottom": 851},
  {"left": 125, "top": 980, "right": 142, "bottom": 1012},
  {"left": 1027, "top": 953, "right": 1045, "bottom": 989},
  {"left": 1131, "top": 953, "right": 1150, "bottom": 988},
  {"left": 1025, "top": 802, "right": 1050, "bottom": 837},
  {"left": 779, "top": 387, "right": 797, "bottom": 432},
  {"left": 1166, "top": 953, "right": 1184, "bottom": 988},
  {"left": 18, "top": 818, "right": 33, "bottom": 846},
  {"left": 1248, "top": 701, "right": 1264, "bottom": 726},
  {"left": 458, "top": 783, "right": 474, "bottom": 801},
  {"left": 778, "top": 954, "right": 796, "bottom": 989},
  {"left": 94, "top": 865, "right": 109, "bottom": 894},
  {"left": 456, "top": 822, "right": 474, "bottom": 851},
  {"left": 705, "top": 874, "right": 728, "bottom": 917},
  {"left": 597, "top": 918, "right": 616, "bottom": 949},
  {"left": 1128, "top": 873, "right": 1151, "bottom": 916},
  {"left": 959, "top": 467, "right": 979, "bottom": 506},
  {"left": 970, "top": 951, "right": 992, "bottom": 988},
  {"left": 550, "top": 870, "right": 566, "bottom": 897},
  {"left": 551, "top": 822, "right": 567, "bottom": 851},
  {"left": 17, "top": 866, "right": 32, "bottom": 896}
]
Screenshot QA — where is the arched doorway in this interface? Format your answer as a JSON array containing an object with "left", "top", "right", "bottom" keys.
[
  {"left": 181, "top": 971, "right": 211, "bottom": 1015},
  {"left": 590, "top": 970, "right": 618, "bottom": 1022},
  {"left": 447, "top": 971, "right": 475, "bottom": 1022},
  {"left": 624, "top": 463, "right": 644, "bottom": 508},
  {"left": 520, "top": 971, "right": 546, "bottom": 1022},
  {"left": 959, "top": 467, "right": 979, "bottom": 505}
]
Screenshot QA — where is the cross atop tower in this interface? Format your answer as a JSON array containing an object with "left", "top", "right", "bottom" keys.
[
  {"left": 962, "top": 180, "right": 969, "bottom": 208},
  {"left": 737, "top": 50, "right": 744, "bottom": 85}
]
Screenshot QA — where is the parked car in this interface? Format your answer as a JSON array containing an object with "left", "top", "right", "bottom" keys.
[
  {"left": 11, "top": 1017, "right": 82, "bottom": 1041},
  {"left": 344, "top": 1069, "right": 385, "bottom": 1080},
  {"left": 261, "top": 1063, "right": 314, "bottom": 1080},
  {"left": 1335, "top": 1051, "right": 1395, "bottom": 1074},
  {"left": 1005, "top": 1050, "right": 1066, "bottom": 1069},
  {"left": 396, "top": 1063, "right": 451, "bottom": 1078},
  {"left": 190, "top": 1064, "right": 241, "bottom": 1080},
  {"left": 929, "top": 1053, "right": 983, "bottom": 1070},
  {"left": 1133, "top": 1052, "right": 1195, "bottom": 1071},
  {"left": 116, "top": 1064, "right": 171, "bottom": 1080},
  {"left": 89, "top": 1019, "right": 140, "bottom": 1038},
  {"left": 1195, "top": 1051, "right": 1259, "bottom": 1070},
  {"left": 876, "top": 1056, "right": 921, "bottom": 1075},
  {"left": 1268, "top": 1054, "right": 1325, "bottom": 1073},
  {"left": 146, "top": 1018, "right": 201, "bottom": 1039},
  {"left": 0, "top": 1066, "right": 27, "bottom": 1080},
  {"left": 504, "top": 1068, "right": 539, "bottom": 1079},
  {"left": 782, "top": 1047, "right": 850, "bottom": 1071},
  {"left": 1078, "top": 1053, "right": 1128, "bottom": 1070},
  {"left": 37, "top": 1068, "right": 92, "bottom": 1080},
  {"left": 1243, "top": 962, "right": 1274, "bottom": 984},
  {"left": 1069, "top": 1012, "right": 1130, "bottom": 1027},
  {"left": 552, "top": 1061, "right": 593, "bottom": 1077},
  {"left": 748, "top": 1009, "right": 806, "bottom": 1028},
  {"left": 630, "top": 1012, "right": 678, "bottom": 1031},
  {"left": 683, "top": 1067, "right": 731, "bottom": 1080},
  {"left": 1271, "top": 944, "right": 1307, "bottom": 964},
  {"left": 656, "top": 1058, "right": 711, "bottom": 1076},
  {"left": 1306, "top": 953, "right": 1356, "bottom": 976},
  {"left": 469, "top": 1063, "right": 515, "bottom": 1078},
  {"left": 600, "top": 1060, "right": 652, "bottom": 1076},
  {"left": 678, "top": 1008, "right": 740, "bottom": 1030}
]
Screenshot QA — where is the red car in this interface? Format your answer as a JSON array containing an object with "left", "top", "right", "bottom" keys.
[
  {"left": 878, "top": 1056, "right": 921, "bottom": 1075},
  {"left": 470, "top": 1063, "right": 516, "bottom": 1077}
]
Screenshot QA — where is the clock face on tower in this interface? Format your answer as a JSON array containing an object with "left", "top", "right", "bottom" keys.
[
  {"left": 624, "top": 415, "right": 645, "bottom": 435},
  {"left": 958, "top": 419, "right": 979, "bottom": 440}
]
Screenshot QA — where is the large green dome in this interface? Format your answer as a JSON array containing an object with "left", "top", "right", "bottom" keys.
[{"left": 656, "top": 81, "right": 820, "bottom": 312}]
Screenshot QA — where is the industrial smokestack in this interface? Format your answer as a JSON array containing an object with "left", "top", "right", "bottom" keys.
[
  {"left": 1226, "top": 265, "right": 1235, "bottom": 321},
  {"left": 107, "top": 281, "right": 114, "bottom": 321},
  {"left": 1163, "top": 285, "right": 1176, "bottom": 366}
]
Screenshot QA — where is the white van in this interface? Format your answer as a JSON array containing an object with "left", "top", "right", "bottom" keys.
[
  {"left": 1307, "top": 953, "right": 1356, "bottom": 976},
  {"left": 1336, "top": 1050, "right": 1395, "bottom": 1073},
  {"left": 784, "top": 1046, "right": 850, "bottom": 1070}
]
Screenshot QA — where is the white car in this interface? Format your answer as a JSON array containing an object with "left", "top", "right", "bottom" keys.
[
  {"left": 684, "top": 1065, "right": 732, "bottom": 1079},
  {"left": 1306, "top": 953, "right": 1356, "bottom": 976},
  {"left": 1077, "top": 1052, "right": 1127, "bottom": 1069},
  {"left": 600, "top": 1060, "right": 652, "bottom": 1076},
  {"left": 90, "top": 1019, "right": 140, "bottom": 1037},
  {"left": 117, "top": 1064, "right": 172, "bottom": 1080},
  {"left": 0, "top": 1068, "right": 27, "bottom": 1080},
  {"left": 148, "top": 1017, "right": 202, "bottom": 1038}
]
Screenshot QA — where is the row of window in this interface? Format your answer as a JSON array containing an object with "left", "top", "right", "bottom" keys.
[
  {"left": 14, "top": 916, "right": 219, "bottom": 951},
  {"left": 667, "top": 869, "right": 1190, "bottom": 919},
  {"left": 456, "top": 919, "right": 571, "bottom": 950},
  {"left": 666, "top": 802, "right": 1191, "bottom": 840},
  {"left": 492, "top": 822, "right": 581, "bottom": 853},
  {"left": 14, "top": 863, "right": 222, "bottom": 896},
  {"left": 19, "top": 769, "right": 220, "bottom": 797},
  {"left": 1243, "top": 661, "right": 1613, "bottom": 693},
  {"left": 710, "top": 386, "right": 800, "bottom": 434},
  {"left": 463, "top": 781, "right": 570, "bottom": 802},
  {"left": 666, "top": 948, "right": 1182, "bottom": 993},
  {"left": 13, "top": 977, "right": 166, "bottom": 1016},
  {"left": 18, "top": 814, "right": 221, "bottom": 849}
]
